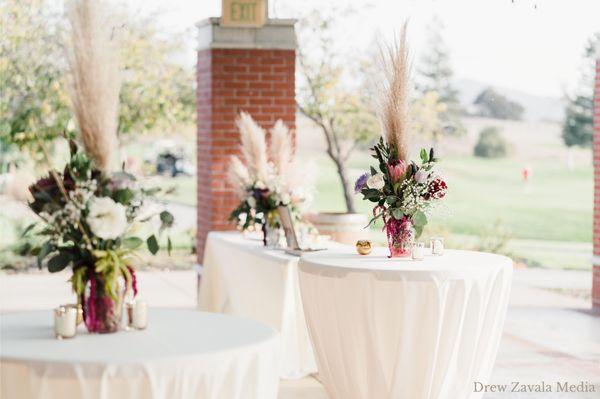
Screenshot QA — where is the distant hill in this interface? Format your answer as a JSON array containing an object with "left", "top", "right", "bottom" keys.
[{"left": 456, "top": 78, "right": 564, "bottom": 122}]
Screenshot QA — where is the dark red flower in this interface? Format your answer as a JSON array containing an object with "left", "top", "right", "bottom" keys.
[{"left": 425, "top": 178, "right": 447, "bottom": 200}]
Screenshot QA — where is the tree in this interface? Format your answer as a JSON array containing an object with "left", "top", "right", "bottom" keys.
[
  {"left": 0, "top": 0, "right": 74, "bottom": 163},
  {"left": 474, "top": 127, "right": 509, "bottom": 158},
  {"left": 117, "top": 12, "right": 195, "bottom": 137},
  {"left": 473, "top": 87, "right": 524, "bottom": 120},
  {"left": 411, "top": 91, "right": 448, "bottom": 146},
  {"left": 0, "top": 0, "right": 195, "bottom": 163},
  {"left": 417, "top": 17, "right": 464, "bottom": 136},
  {"left": 562, "top": 33, "right": 599, "bottom": 148},
  {"left": 296, "top": 8, "right": 378, "bottom": 213}
]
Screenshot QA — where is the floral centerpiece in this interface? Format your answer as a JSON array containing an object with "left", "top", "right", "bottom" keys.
[
  {"left": 356, "top": 141, "right": 446, "bottom": 256},
  {"left": 228, "top": 112, "right": 312, "bottom": 246},
  {"left": 22, "top": 0, "right": 174, "bottom": 333},
  {"left": 28, "top": 141, "right": 174, "bottom": 333},
  {"left": 355, "top": 26, "right": 447, "bottom": 257}
]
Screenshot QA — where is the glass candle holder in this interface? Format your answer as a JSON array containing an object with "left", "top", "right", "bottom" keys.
[
  {"left": 54, "top": 306, "right": 77, "bottom": 339},
  {"left": 412, "top": 242, "right": 425, "bottom": 260},
  {"left": 132, "top": 300, "right": 148, "bottom": 330},
  {"left": 64, "top": 303, "right": 83, "bottom": 326},
  {"left": 430, "top": 237, "right": 445, "bottom": 256},
  {"left": 125, "top": 302, "right": 135, "bottom": 330}
]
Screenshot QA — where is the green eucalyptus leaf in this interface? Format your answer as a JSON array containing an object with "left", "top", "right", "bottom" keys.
[
  {"left": 47, "top": 252, "right": 72, "bottom": 273},
  {"left": 122, "top": 237, "right": 143, "bottom": 249},
  {"left": 385, "top": 195, "right": 398, "bottom": 205},
  {"left": 159, "top": 211, "right": 175, "bottom": 228},
  {"left": 370, "top": 166, "right": 377, "bottom": 176},
  {"left": 113, "top": 188, "right": 135, "bottom": 205},
  {"left": 146, "top": 235, "right": 159, "bottom": 255},
  {"left": 391, "top": 208, "right": 404, "bottom": 220},
  {"left": 412, "top": 210, "right": 427, "bottom": 227},
  {"left": 414, "top": 224, "right": 424, "bottom": 239},
  {"left": 37, "top": 242, "right": 54, "bottom": 268},
  {"left": 420, "top": 148, "right": 428, "bottom": 163}
]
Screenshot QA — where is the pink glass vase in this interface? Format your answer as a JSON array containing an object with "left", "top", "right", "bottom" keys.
[
  {"left": 82, "top": 272, "right": 125, "bottom": 333},
  {"left": 385, "top": 217, "right": 415, "bottom": 258}
]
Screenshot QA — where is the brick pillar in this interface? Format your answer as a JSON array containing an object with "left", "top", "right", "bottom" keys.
[
  {"left": 594, "top": 58, "right": 600, "bottom": 309},
  {"left": 196, "top": 18, "right": 296, "bottom": 262}
]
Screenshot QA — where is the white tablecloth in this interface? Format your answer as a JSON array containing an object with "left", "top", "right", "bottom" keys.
[
  {"left": 298, "top": 248, "right": 512, "bottom": 399},
  {"left": 199, "top": 231, "right": 316, "bottom": 379},
  {"left": 0, "top": 309, "right": 280, "bottom": 399}
]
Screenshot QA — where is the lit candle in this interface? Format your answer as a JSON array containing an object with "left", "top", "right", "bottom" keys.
[
  {"left": 132, "top": 300, "right": 148, "bottom": 330},
  {"left": 430, "top": 237, "right": 444, "bottom": 256},
  {"left": 54, "top": 306, "right": 77, "bottom": 339},
  {"left": 412, "top": 242, "right": 425, "bottom": 260}
]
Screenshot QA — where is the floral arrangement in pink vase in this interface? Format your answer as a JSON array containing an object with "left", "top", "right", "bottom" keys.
[
  {"left": 354, "top": 24, "right": 447, "bottom": 257},
  {"left": 356, "top": 141, "right": 447, "bottom": 257},
  {"left": 27, "top": 141, "right": 174, "bottom": 333}
]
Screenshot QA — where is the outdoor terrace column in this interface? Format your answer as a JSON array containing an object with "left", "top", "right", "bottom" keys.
[
  {"left": 195, "top": 18, "right": 297, "bottom": 261},
  {"left": 593, "top": 57, "right": 600, "bottom": 309}
]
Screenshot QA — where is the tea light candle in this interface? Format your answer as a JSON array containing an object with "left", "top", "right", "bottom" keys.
[
  {"left": 125, "top": 302, "right": 135, "bottom": 330},
  {"left": 412, "top": 242, "right": 425, "bottom": 260},
  {"left": 54, "top": 306, "right": 77, "bottom": 339},
  {"left": 132, "top": 300, "right": 148, "bottom": 330},
  {"left": 430, "top": 237, "right": 445, "bottom": 256},
  {"left": 65, "top": 303, "right": 83, "bottom": 326}
]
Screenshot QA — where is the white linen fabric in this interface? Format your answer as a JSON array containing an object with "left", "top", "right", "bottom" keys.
[
  {"left": 199, "top": 231, "right": 316, "bottom": 379},
  {"left": 298, "top": 248, "right": 512, "bottom": 399},
  {"left": 0, "top": 309, "right": 280, "bottom": 399}
]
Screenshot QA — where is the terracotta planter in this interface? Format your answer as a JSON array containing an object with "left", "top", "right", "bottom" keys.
[{"left": 305, "top": 212, "right": 369, "bottom": 245}]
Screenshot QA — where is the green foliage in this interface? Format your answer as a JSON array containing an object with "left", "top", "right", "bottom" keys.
[
  {"left": 0, "top": 0, "right": 195, "bottom": 160},
  {"left": 562, "top": 32, "right": 599, "bottom": 148},
  {"left": 146, "top": 235, "right": 159, "bottom": 255},
  {"left": 117, "top": 14, "right": 195, "bottom": 136},
  {"left": 417, "top": 17, "right": 465, "bottom": 136},
  {"left": 296, "top": 6, "right": 379, "bottom": 213},
  {"left": 473, "top": 88, "right": 524, "bottom": 120},
  {"left": 0, "top": 0, "right": 74, "bottom": 160},
  {"left": 473, "top": 127, "right": 509, "bottom": 158}
]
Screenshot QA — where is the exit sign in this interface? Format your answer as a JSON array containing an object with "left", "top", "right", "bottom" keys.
[{"left": 221, "top": 0, "right": 267, "bottom": 28}]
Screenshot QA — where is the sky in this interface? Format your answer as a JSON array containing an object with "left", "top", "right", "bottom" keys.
[{"left": 132, "top": 0, "right": 599, "bottom": 99}]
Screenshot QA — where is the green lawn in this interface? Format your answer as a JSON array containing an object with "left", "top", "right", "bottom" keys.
[
  {"left": 297, "top": 150, "right": 593, "bottom": 270},
  {"left": 305, "top": 151, "right": 593, "bottom": 243}
]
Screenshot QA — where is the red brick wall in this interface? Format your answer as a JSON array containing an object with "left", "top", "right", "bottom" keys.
[
  {"left": 594, "top": 59, "right": 600, "bottom": 308},
  {"left": 196, "top": 48, "right": 296, "bottom": 262}
]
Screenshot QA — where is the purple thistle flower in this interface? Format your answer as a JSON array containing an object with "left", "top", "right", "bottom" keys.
[{"left": 354, "top": 173, "right": 369, "bottom": 193}]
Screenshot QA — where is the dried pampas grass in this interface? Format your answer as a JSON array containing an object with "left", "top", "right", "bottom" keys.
[
  {"left": 68, "top": 0, "right": 121, "bottom": 172},
  {"left": 269, "top": 120, "right": 293, "bottom": 176},
  {"left": 228, "top": 155, "right": 251, "bottom": 199},
  {"left": 236, "top": 112, "right": 269, "bottom": 183},
  {"left": 380, "top": 22, "right": 411, "bottom": 161}
]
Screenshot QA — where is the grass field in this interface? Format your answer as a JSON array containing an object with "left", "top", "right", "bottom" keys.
[{"left": 339, "top": 152, "right": 593, "bottom": 242}]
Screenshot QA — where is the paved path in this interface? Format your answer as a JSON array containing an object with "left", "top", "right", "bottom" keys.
[{"left": 1, "top": 268, "right": 598, "bottom": 398}]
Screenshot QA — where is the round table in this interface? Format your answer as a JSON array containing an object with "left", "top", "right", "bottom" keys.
[
  {"left": 298, "top": 248, "right": 512, "bottom": 399},
  {"left": 0, "top": 309, "right": 280, "bottom": 399}
]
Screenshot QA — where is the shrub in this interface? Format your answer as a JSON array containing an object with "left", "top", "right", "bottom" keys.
[{"left": 474, "top": 127, "right": 509, "bottom": 158}]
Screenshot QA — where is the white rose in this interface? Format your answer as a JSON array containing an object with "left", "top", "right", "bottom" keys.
[
  {"left": 366, "top": 174, "right": 385, "bottom": 190},
  {"left": 87, "top": 197, "right": 128, "bottom": 240},
  {"left": 414, "top": 169, "right": 428, "bottom": 184}
]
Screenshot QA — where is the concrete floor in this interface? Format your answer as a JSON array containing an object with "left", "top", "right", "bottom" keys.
[{"left": 1, "top": 268, "right": 599, "bottom": 398}]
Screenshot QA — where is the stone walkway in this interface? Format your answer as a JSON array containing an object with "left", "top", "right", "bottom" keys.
[{"left": 1, "top": 268, "right": 598, "bottom": 398}]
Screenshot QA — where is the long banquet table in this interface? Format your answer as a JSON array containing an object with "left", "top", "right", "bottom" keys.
[
  {"left": 199, "top": 231, "right": 317, "bottom": 379},
  {"left": 0, "top": 309, "right": 280, "bottom": 399},
  {"left": 298, "top": 248, "right": 513, "bottom": 399}
]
